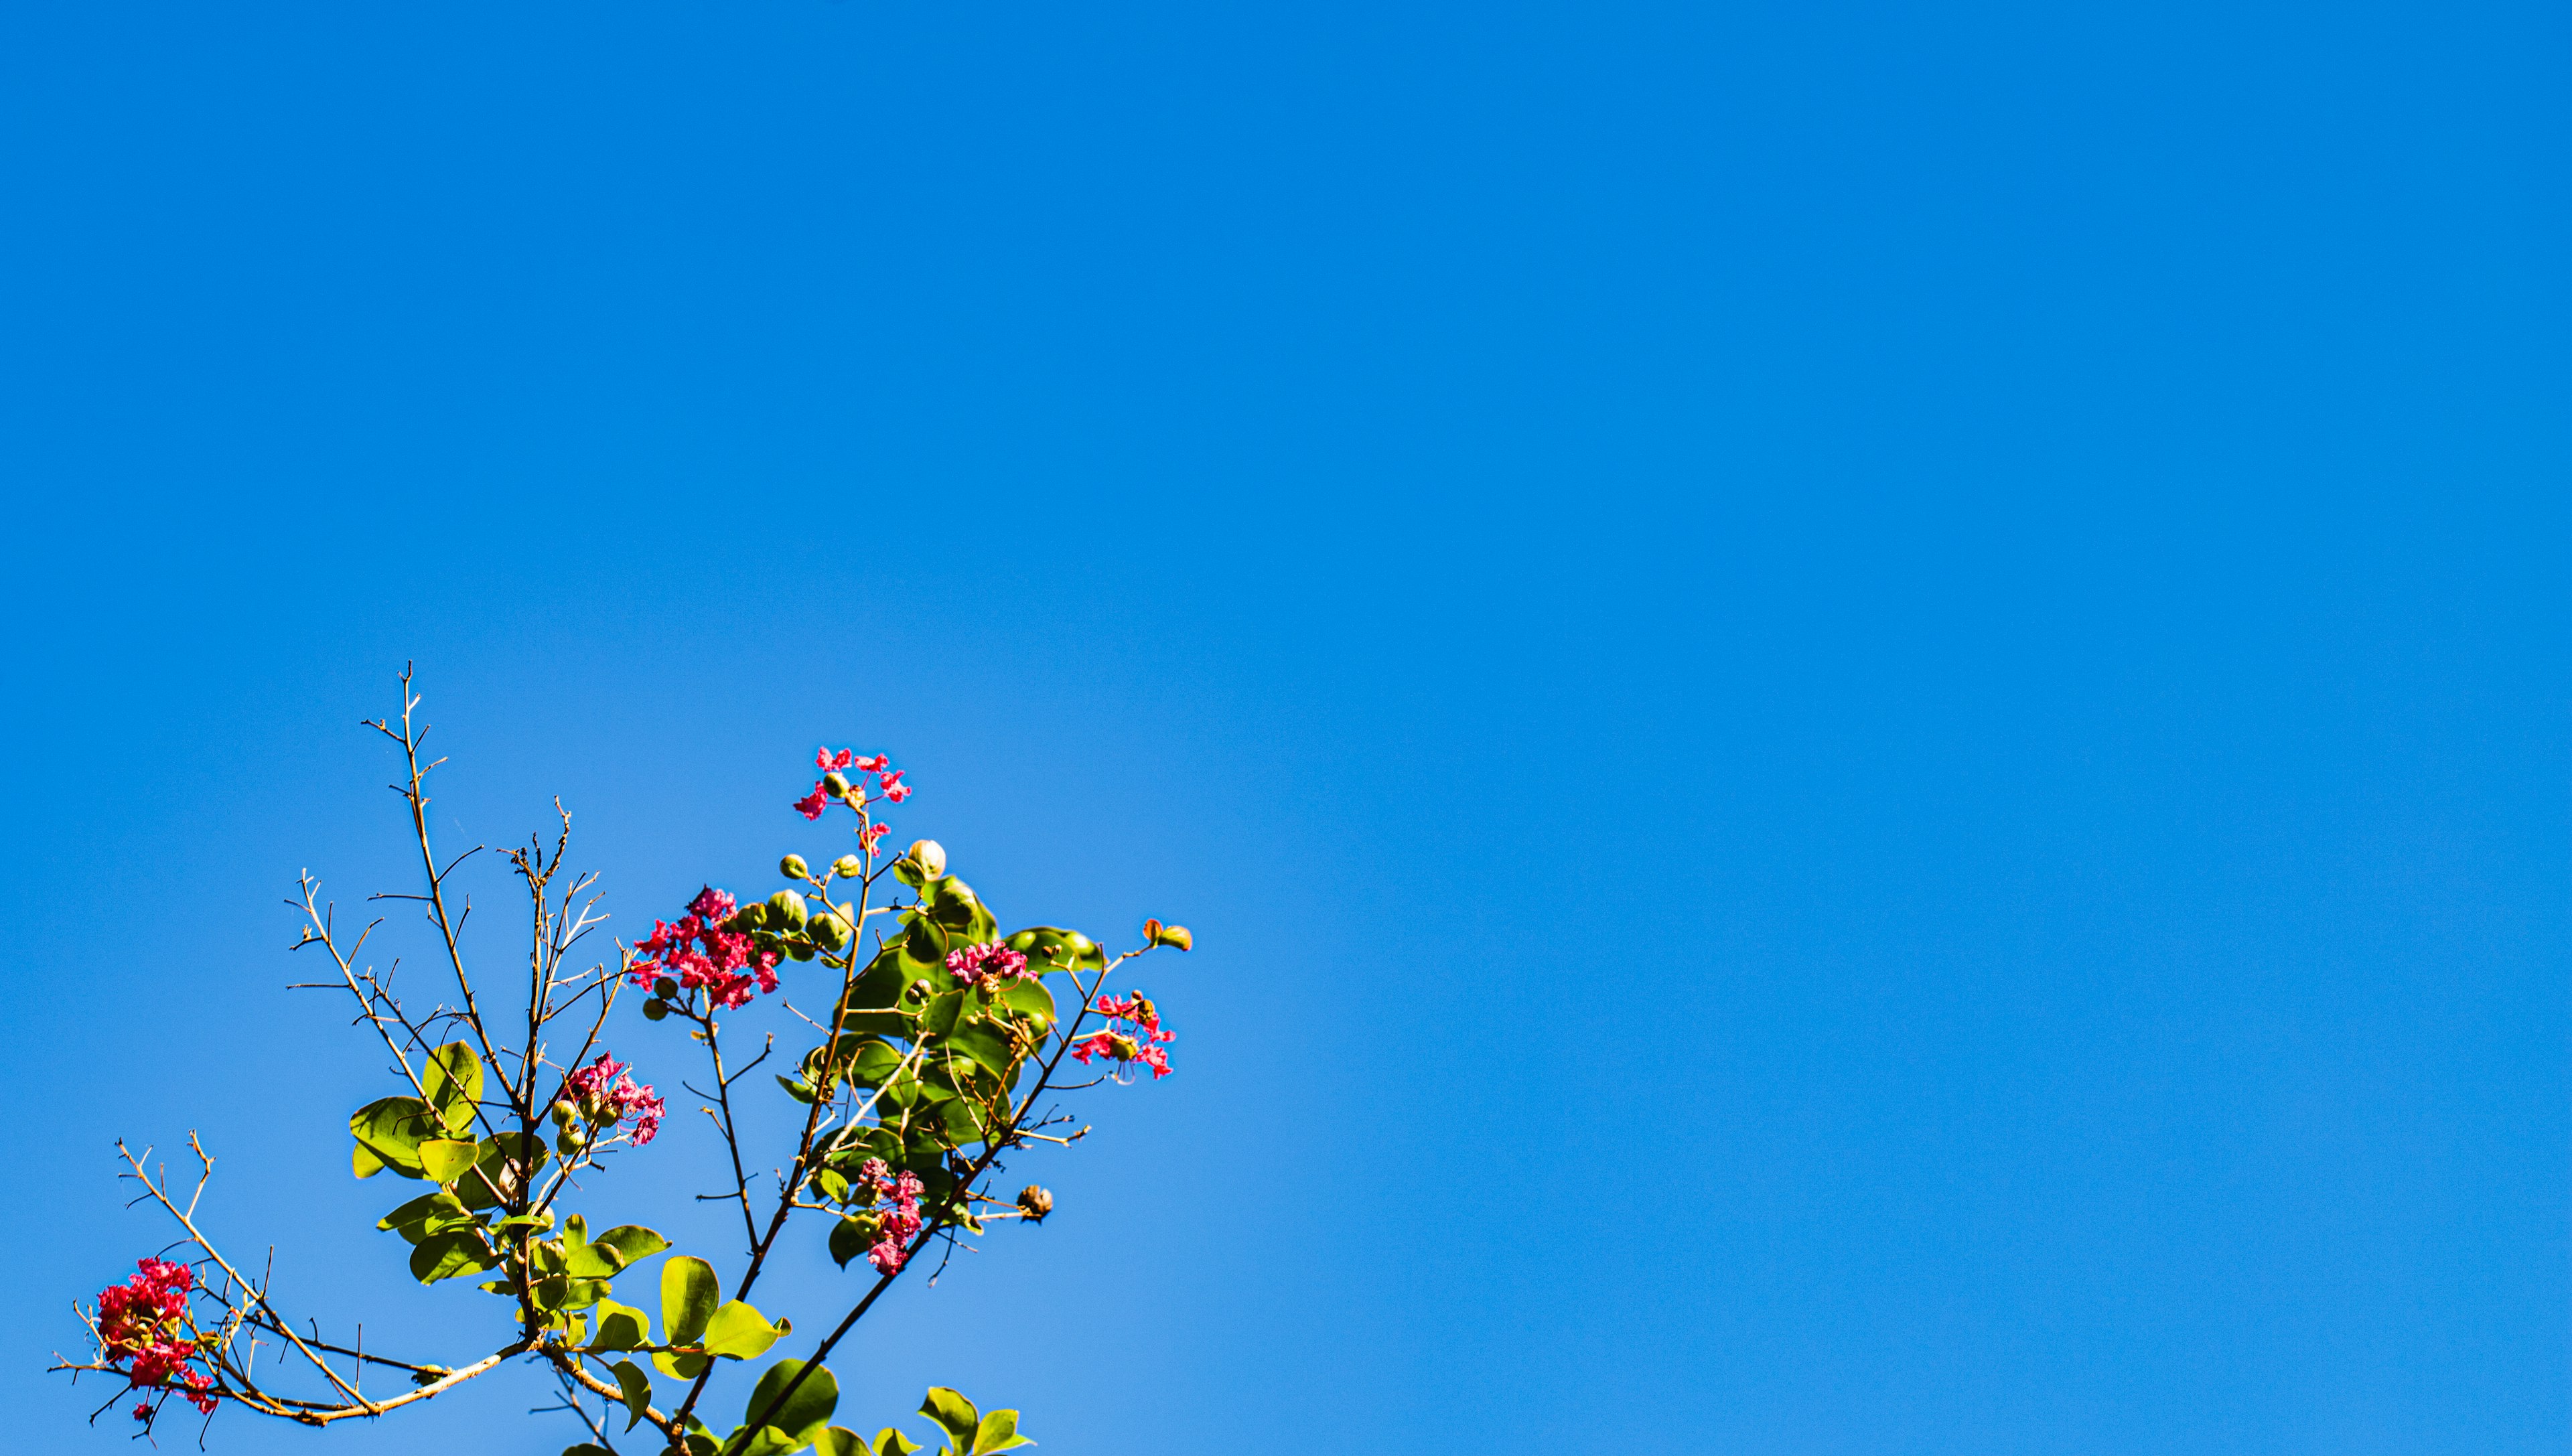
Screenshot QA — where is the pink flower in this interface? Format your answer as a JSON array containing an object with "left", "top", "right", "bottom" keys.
[
  {"left": 855, "top": 1159, "right": 926, "bottom": 1274},
  {"left": 566, "top": 1053, "right": 627, "bottom": 1099},
  {"left": 565, "top": 1053, "right": 666, "bottom": 1146},
  {"left": 944, "top": 942, "right": 1031, "bottom": 991},
  {"left": 95, "top": 1258, "right": 218, "bottom": 1421},
  {"left": 817, "top": 747, "right": 855, "bottom": 771},
  {"left": 1073, "top": 992, "right": 1177, "bottom": 1079},
  {"left": 632, "top": 892, "right": 784, "bottom": 1010},
  {"left": 794, "top": 786, "right": 830, "bottom": 820}
]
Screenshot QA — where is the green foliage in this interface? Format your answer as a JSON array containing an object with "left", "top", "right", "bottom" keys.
[
  {"left": 98, "top": 722, "right": 1194, "bottom": 1455},
  {"left": 610, "top": 1358, "right": 654, "bottom": 1430},
  {"left": 349, "top": 1096, "right": 439, "bottom": 1179},
  {"left": 662, "top": 1257, "right": 720, "bottom": 1345},
  {"left": 702, "top": 1301, "right": 790, "bottom": 1361},
  {"left": 725, "top": 1358, "right": 838, "bottom": 1453}
]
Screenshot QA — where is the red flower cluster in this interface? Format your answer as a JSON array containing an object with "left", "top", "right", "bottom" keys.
[
  {"left": 944, "top": 941, "right": 1031, "bottom": 991},
  {"left": 856, "top": 1157, "right": 926, "bottom": 1275},
  {"left": 1072, "top": 993, "right": 1176, "bottom": 1078},
  {"left": 633, "top": 886, "right": 780, "bottom": 1011},
  {"left": 796, "top": 747, "right": 911, "bottom": 820},
  {"left": 566, "top": 1052, "right": 668, "bottom": 1147},
  {"left": 96, "top": 1258, "right": 216, "bottom": 1421}
]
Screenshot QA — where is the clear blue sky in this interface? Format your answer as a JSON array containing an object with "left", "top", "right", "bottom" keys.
[{"left": 2, "top": 3, "right": 2564, "bottom": 1453}]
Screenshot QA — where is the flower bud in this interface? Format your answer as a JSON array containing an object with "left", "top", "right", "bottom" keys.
[
  {"left": 780, "top": 853, "right": 810, "bottom": 880},
  {"left": 1016, "top": 1185, "right": 1054, "bottom": 1222},
  {"left": 808, "top": 905, "right": 851, "bottom": 950},
  {"left": 831, "top": 854, "right": 864, "bottom": 880},
  {"left": 906, "top": 839, "right": 946, "bottom": 877},
  {"left": 766, "top": 890, "right": 808, "bottom": 928},
  {"left": 1146, "top": 921, "right": 1194, "bottom": 952},
  {"left": 823, "top": 771, "right": 853, "bottom": 797},
  {"left": 652, "top": 976, "right": 678, "bottom": 999}
]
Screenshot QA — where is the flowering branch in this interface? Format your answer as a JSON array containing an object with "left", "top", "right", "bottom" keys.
[{"left": 60, "top": 676, "right": 1196, "bottom": 1456}]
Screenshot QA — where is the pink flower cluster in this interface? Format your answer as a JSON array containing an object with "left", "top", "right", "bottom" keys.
[
  {"left": 944, "top": 941, "right": 1031, "bottom": 991},
  {"left": 796, "top": 747, "right": 911, "bottom": 821},
  {"left": 566, "top": 1053, "right": 667, "bottom": 1146},
  {"left": 96, "top": 1258, "right": 216, "bottom": 1422},
  {"left": 634, "top": 886, "right": 780, "bottom": 1011},
  {"left": 1072, "top": 993, "right": 1176, "bottom": 1078},
  {"left": 856, "top": 1157, "right": 926, "bottom": 1275}
]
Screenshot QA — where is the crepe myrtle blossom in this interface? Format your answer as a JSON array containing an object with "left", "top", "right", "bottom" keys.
[
  {"left": 856, "top": 1157, "right": 926, "bottom": 1275},
  {"left": 944, "top": 941, "right": 1032, "bottom": 991},
  {"left": 798, "top": 747, "right": 910, "bottom": 819},
  {"left": 565, "top": 1053, "right": 668, "bottom": 1147},
  {"left": 632, "top": 886, "right": 781, "bottom": 1011},
  {"left": 94, "top": 1258, "right": 217, "bottom": 1421},
  {"left": 1072, "top": 992, "right": 1177, "bottom": 1078}
]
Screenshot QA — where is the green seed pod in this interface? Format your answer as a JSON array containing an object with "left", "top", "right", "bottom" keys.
[
  {"left": 831, "top": 854, "right": 864, "bottom": 880},
  {"left": 906, "top": 839, "right": 947, "bottom": 878},
  {"left": 554, "top": 1129, "right": 586, "bottom": 1157},
  {"left": 549, "top": 1100, "right": 579, "bottom": 1127},
  {"left": 766, "top": 890, "right": 808, "bottom": 928},
  {"left": 642, "top": 998, "right": 670, "bottom": 1021},
  {"left": 780, "top": 853, "right": 810, "bottom": 880},
  {"left": 652, "top": 976, "right": 678, "bottom": 999},
  {"left": 808, "top": 905, "right": 851, "bottom": 950},
  {"left": 822, "top": 770, "right": 853, "bottom": 797}
]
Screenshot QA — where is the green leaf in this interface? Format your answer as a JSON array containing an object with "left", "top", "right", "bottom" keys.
[
  {"left": 1003, "top": 927, "right": 1104, "bottom": 976},
  {"left": 702, "top": 1299, "right": 789, "bottom": 1360},
  {"left": 938, "top": 1096, "right": 985, "bottom": 1145},
  {"left": 924, "top": 990, "right": 967, "bottom": 1037},
  {"left": 732, "top": 1428, "right": 806, "bottom": 1456},
  {"left": 662, "top": 1256, "right": 721, "bottom": 1345},
  {"left": 589, "top": 1298, "right": 650, "bottom": 1351},
  {"left": 408, "top": 1228, "right": 498, "bottom": 1285},
  {"left": 454, "top": 1132, "right": 549, "bottom": 1210},
  {"left": 777, "top": 1074, "right": 818, "bottom": 1104},
  {"left": 353, "top": 1140, "right": 386, "bottom": 1179},
  {"left": 568, "top": 1224, "right": 668, "bottom": 1278},
  {"left": 971, "top": 1410, "right": 1032, "bottom": 1454},
  {"left": 808, "top": 1430, "right": 869, "bottom": 1456},
  {"left": 945, "top": 1025, "right": 1017, "bottom": 1080},
  {"left": 350, "top": 1096, "right": 439, "bottom": 1179},
  {"left": 422, "top": 1041, "right": 484, "bottom": 1133},
  {"left": 417, "top": 1138, "right": 478, "bottom": 1184},
  {"left": 743, "top": 1358, "right": 839, "bottom": 1443},
  {"left": 848, "top": 1039, "right": 905, "bottom": 1087},
  {"left": 873, "top": 1427, "right": 926, "bottom": 1456},
  {"left": 828, "top": 1214, "right": 877, "bottom": 1270},
  {"left": 920, "top": 1389, "right": 980, "bottom": 1454},
  {"left": 563, "top": 1446, "right": 613, "bottom": 1456},
  {"left": 611, "top": 1358, "right": 654, "bottom": 1431},
  {"left": 997, "top": 978, "right": 1057, "bottom": 1027},
  {"left": 654, "top": 1349, "right": 713, "bottom": 1380},
  {"left": 376, "top": 1190, "right": 475, "bottom": 1244}
]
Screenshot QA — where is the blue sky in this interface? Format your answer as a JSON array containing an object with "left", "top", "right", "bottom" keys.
[{"left": 1, "top": 2, "right": 2565, "bottom": 1453}]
